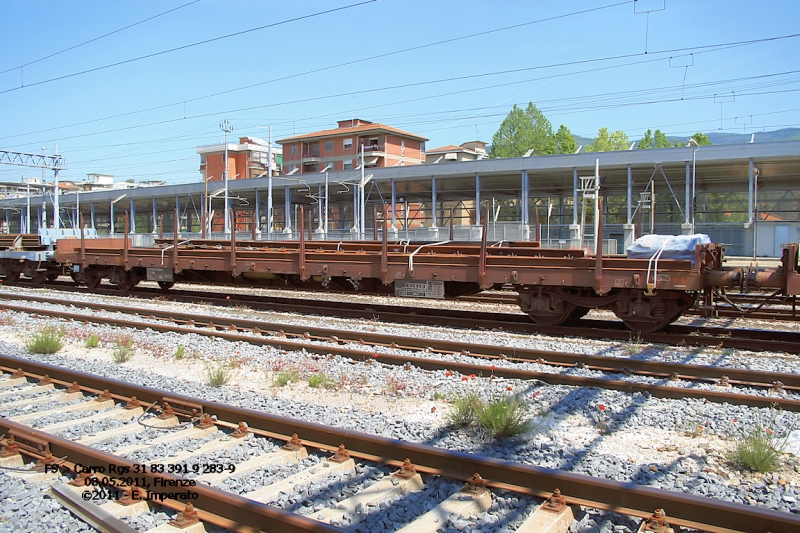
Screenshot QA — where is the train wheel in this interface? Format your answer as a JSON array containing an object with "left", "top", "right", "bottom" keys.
[
  {"left": 158, "top": 281, "right": 175, "bottom": 290},
  {"left": 618, "top": 315, "right": 671, "bottom": 333},
  {"left": 30, "top": 271, "right": 48, "bottom": 285},
  {"left": 613, "top": 293, "right": 678, "bottom": 333},
  {"left": 528, "top": 310, "right": 574, "bottom": 327},
  {"left": 568, "top": 307, "right": 590, "bottom": 321},
  {"left": 84, "top": 273, "right": 102, "bottom": 289},
  {"left": 4, "top": 271, "right": 20, "bottom": 284},
  {"left": 518, "top": 289, "right": 576, "bottom": 327},
  {"left": 114, "top": 272, "right": 139, "bottom": 292},
  {"left": 46, "top": 273, "right": 59, "bottom": 282}
]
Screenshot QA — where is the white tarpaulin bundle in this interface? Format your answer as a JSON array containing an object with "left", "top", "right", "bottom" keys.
[{"left": 626, "top": 234, "right": 711, "bottom": 263}]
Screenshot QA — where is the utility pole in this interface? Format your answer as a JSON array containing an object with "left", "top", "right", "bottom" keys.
[
  {"left": 53, "top": 144, "right": 60, "bottom": 231},
  {"left": 221, "top": 120, "right": 233, "bottom": 235},
  {"left": 268, "top": 125, "right": 273, "bottom": 237}
]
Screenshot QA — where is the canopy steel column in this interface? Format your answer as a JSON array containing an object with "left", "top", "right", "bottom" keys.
[
  {"left": 90, "top": 203, "right": 96, "bottom": 230},
  {"left": 129, "top": 198, "right": 136, "bottom": 234},
  {"left": 748, "top": 158, "right": 755, "bottom": 225},
  {"left": 267, "top": 174, "right": 273, "bottom": 236},
  {"left": 109, "top": 200, "right": 115, "bottom": 235},
  {"left": 475, "top": 174, "right": 481, "bottom": 226},
  {"left": 391, "top": 179, "right": 397, "bottom": 228},
  {"left": 352, "top": 185, "right": 359, "bottom": 237},
  {"left": 175, "top": 195, "right": 181, "bottom": 234},
  {"left": 284, "top": 186, "right": 291, "bottom": 234},
  {"left": 681, "top": 162, "right": 692, "bottom": 234},
  {"left": 254, "top": 189, "right": 261, "bottom": 234},
  {"left": 152, "top": 197, "right": 157, "bottom": 233},
  {"left": 521, "top": 170, "right": 529, "bottom": 225},
  {"left": 431, "top": 177, "right": 438, "bottom": 227},
  {"left": 624, "top": 164, "right": 635, "bottom": 249},
  {"left": 570, "top": 167, "right": 580, "bottom": 245},
  {"left": 573, "top": 168, "right": 579, "bottom": 225}
]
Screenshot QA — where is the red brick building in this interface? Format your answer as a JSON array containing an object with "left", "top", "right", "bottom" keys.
[
  {"left": 196, "top": 136, "right": 281, "bottom": 183},
  {"left": 277, "top": 119, "right": 427, "bottom": 174}
]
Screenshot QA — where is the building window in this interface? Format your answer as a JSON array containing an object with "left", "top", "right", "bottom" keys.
[
  {"left": 309, "top": 164, "right": 319, "bottom": 172},
  {"left": 325, "top": 141, "right": 334, "bottom": 151},
  {"left": 289, "top": 145, "right": 297, "bottom": 156},
  {"left": 343, "top": 138, "right": 353, "bottom": 149},
  {"left": 343, "top": 160, "right": 353, "bottom": 170}
]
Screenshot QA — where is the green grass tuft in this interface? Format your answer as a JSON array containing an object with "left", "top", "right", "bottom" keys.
[
  {"left": 85, "top": 334, "right": 100, "bottom": 349},
  {"left": 110, "top": 334, "right": 135, "bottom": 363},
  {"left": 174, "top": 345, "right": 186, "bottom": 359},
  {"left": 728, "top": 424, "right": 782, "bottom": 473},
  {"left": 446, "top": 392, "right": 483, "bottom": 429},
  {"left": 476, "top": 394, "right": 534, "bottom": 438},
  {"left": 446, "top": 392, "right": 534, "bottom": 439},
  {"left": 308, "top": 372, "right": 337, "bottom": 389},
  {"left": 274, "top": 369, "right": 300, "bottom": 387},
  {"left": 25, "top": 326, "right": 65, "bottom": 354},
  {"left": 205, "top": 360, "right": 234, "bottom": 387}
]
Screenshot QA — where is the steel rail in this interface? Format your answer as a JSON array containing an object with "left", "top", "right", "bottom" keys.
[
  {"left": 15, "top": 280, "right": 800, "bottom": 353},
  {"left": 0, "top": 419, "right": 345, "bottom": 533},
  {"left": 2, "top": 303, "right": 799, "bottom": 411},
  {"left": 1, "top": 357, "right": 799, "bottom": 533},
  {"left": 4, "top": 293, "right": 797, "bottom": 392},
  {"left": 7, "top": 282, "right": 800, "bottom": 353}
]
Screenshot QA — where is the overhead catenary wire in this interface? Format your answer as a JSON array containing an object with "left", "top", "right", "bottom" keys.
[
  {"left": 4, "top": 34, "right": 799, "bottom": 151},
  {"left": 0, "top": 0, "right": 631, "bottom": 141},
  {"left": 0, "top": 0, "right": 200, "bottom": 75},
  {"left": 0, "top": 0, "right": 378, "bottom": 95}
]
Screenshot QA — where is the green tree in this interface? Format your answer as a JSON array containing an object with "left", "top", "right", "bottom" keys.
[
  {"left": 653, "top": 129, "right": 674, "bottom": 148},
  {"left": 638, "top": 129, "right": 690, "bottom": 149},
  {"left": 586, "top": 128, "right": 630, "bottom": 152},
  {"left": 490, "top": 103, "right": 555, "bottom": 158},
  {"left": 690, "top": 132, "right": 712, "bottom": 145},
  {"left": 638, "top": 129, "right": 654, "bottom": 149},
  {"left": 554, "top": 124, "right": 577, "bottom": 154}
]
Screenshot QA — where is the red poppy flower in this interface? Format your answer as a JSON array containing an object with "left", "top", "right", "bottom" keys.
[
  {"left": 372, "top": 353, "right": 379, "bottom": 359},
  {"left": 598, "top": 404, "right": 606, "bottom": 411},
  {"left": 445, "top": 371, "right": 452, "bottom": 377},
  {"left": 470, "top": 374, "right": 476, "bottom": 379},
  {"left": 490, "top": 365, "right": 496, "bottom": 371},
  {"left": 462, "top": 376, "right": 469, "bottom": 381},
  {"left": 506, "top": 386, "right": 513, "bottom": 391}
]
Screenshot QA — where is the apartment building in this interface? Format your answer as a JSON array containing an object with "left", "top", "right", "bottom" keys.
[
  {"left": 197, "top": 136, "right": 282, "bottom": 183},
  {"left": 425, "top": 141, "right": 488, "bottom": 164},
  {"left": 277, "top": 119, "right": 428, "bottom": 174}
]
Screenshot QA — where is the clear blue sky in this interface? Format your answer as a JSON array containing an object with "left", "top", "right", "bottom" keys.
[{"left": 1, "top": 0, "right": 798, "bottom": 185}]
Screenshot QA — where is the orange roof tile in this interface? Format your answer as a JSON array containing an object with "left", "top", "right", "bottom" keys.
[
  {"left": 426, "top": 145, "right": 468, "bottom": 153},
  {"left": 277, "top": 122, "right": 428, "bottom": 144}
]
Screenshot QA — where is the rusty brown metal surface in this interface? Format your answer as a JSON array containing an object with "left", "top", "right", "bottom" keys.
[
  {"left": 1, "top": 361, "right": 799, "bottom": 533},
  {"left": 3, "top": 290, "right": 800, "bottom": 390},
  {"left": 2, "top": 302, "right": 799, "bottom": 411},
  {"left": 0, "top": 418, "right": 345, "bottom": 533},
  {"left": 7, "top": 293, "right": 796, "bottom": 391}
]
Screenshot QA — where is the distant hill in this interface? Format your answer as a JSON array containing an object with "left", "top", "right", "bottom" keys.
[
  {"left": 661, "top": 128, "right": 800, "bottom": 146},
  {"left": 702, "top": 128, "right": 800, "bottom": 144}
]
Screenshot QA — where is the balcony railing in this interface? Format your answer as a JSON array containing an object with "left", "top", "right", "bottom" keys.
[{"left": 361, "top": 144, "right": 384, "bottom": 152}]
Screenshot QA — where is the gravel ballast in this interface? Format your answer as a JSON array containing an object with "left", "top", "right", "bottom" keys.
[{"left": 1, "top": 285, "right": 799, "bottom": 532}]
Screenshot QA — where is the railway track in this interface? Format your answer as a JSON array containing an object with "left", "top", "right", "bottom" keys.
[
  {"left": 459, "top": 291, "right": 800, "bottom": 321},
  {"left": 7, "top": 282, "right": 800, "bottom": 354},
  {"left": 2, "top": 356, "right": 800, "bottom": 533},
  {"left": 1, "top": 292, "right": 798, "bottom": 413}
]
